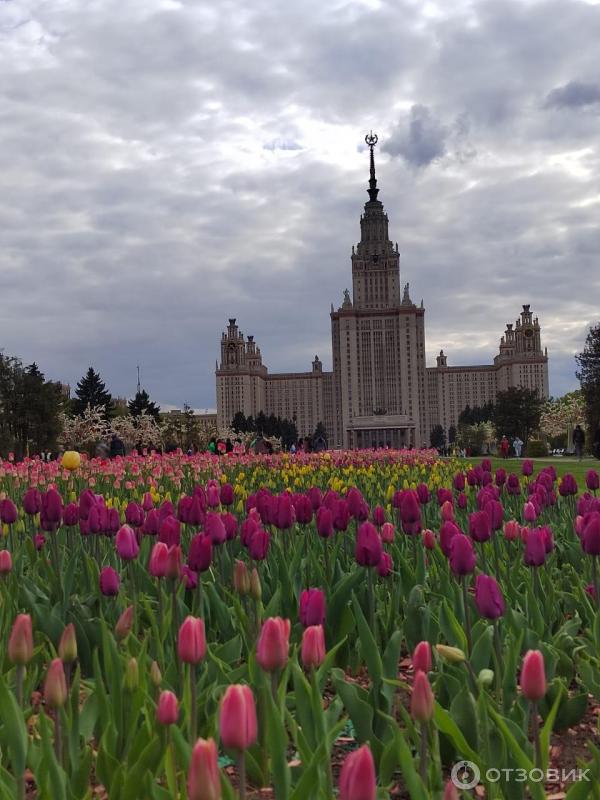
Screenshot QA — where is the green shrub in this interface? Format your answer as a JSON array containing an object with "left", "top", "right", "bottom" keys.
[{"left": 525, "top": 439, "right": 548, "bottom": 457}]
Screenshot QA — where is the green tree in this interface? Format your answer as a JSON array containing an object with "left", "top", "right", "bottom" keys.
[
  {"left": 73, "top": 367, "right": 114, "bottom": 417},
  {"left": 128, "top": 389, "right": 160, "bottom": 420},
  {"left": 313, "top": 421, "right": 328, "bottom": 442},
  {"left": 492, "top": 387, "right": 542, "bottom": 446},
  {"left": 448, "top": 424, "right": 457, "bottom": 445},
  {"left": 231, "top": 412, "right": 248, "bottom": 433},
  {"left": 576, "top": 323, "right": 600, "bottom": 433},
  {"left": 430, "top": 424, "right": 446, "bottom": 449},
  {"left": 0, "top": 356, "right": 64, "bottom": 457}
]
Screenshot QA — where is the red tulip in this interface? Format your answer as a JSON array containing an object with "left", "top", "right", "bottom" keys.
[
  {"left": 115, "top": 606, "right": 134, "bottom": 640},
  {"left": 474, "top": 574, "right": 505, "bottom": 619},
  {"left": 377, "top": 551, "right": 393, "bottom": 577},
  {"left": 188, "top": 533, "right": 213, "bottom": 572},
  {"left": 0, "top": 550, "right": 13, "bottom": 575},
  {"left": 316, "top": 506, "right": 334, "bottom": 538},
  {"left": 355, "top": 522, "right": 382, "bottom": 567},
  {"left": 449, "top": 534, "right": 476, "bottom": 576},
  {"left": 100, "top": 566, "right": 120, "bottom": 596},
  {"left": 299, "top": 588, "right": 326, "bottom": 627},
  {"left": 586, "top": 470, "right": 599, "bottom": 492}
]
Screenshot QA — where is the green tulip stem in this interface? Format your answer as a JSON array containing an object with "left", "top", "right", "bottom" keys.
[
  {"left": 492, "top": 534, "right": 502, "bottom": 583},
  {"left": 189, "top": 663, "right": 197, "bottom": 741},
  {"left": 270, "top": 670, "right": 279, "bottom": 704},
  {"left": 322, "top": 536, "right": 330, "bottom": 583},
  {"left": 196, "top": 573, "right": 204, "bottom": 618},
  {"left": 461, "top": 576, "right": 472, "bottom": 654},
  {"left": 15, "top": 663, "right": 25, "bottom": 708},
  {"left": 54, "top": 710, "right": 63, "bottom": 766},
  {"left": 236, "top": 750, "right": 247, "bottom": 800},
  {"left": 592, "top": 556, "right": 599, "bottom": 609},
  {"left": 492, "top": 621, "right": 503, "bottom": 703},
  {"left": 419, "top": 721, "right": 428, "bottom": 784},
  {"left": 128, "top": 561, "right": 137, "bottom": 635},
  {"left": 530, "top": 701, "right": 542, "bottom": 768},
  {"left": 367, "top": 566, "right": 376, "bottom": 638}
]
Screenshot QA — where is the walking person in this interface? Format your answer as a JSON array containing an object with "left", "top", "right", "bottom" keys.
[
  {"left": 500, "top": 435, "right": 510, "bottom": 459},
  {"left": 513, "top": 436, "right": 523, "bottom": 458},
  {"left": 573, "top": 424, "right": 585, "bottom": 461}
]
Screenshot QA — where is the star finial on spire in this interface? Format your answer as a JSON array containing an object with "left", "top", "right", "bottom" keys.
[{"left": 365, "top": 131, "right": 379, "bottom": 202}]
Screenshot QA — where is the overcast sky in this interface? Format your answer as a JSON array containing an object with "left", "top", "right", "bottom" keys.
[{"left": 1, "top": 0, "right": 599, "bottom": 409}]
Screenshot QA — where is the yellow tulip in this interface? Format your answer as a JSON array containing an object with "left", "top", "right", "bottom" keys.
[{"left": 61, "top": 451, "right": 81, "bottom": 471}]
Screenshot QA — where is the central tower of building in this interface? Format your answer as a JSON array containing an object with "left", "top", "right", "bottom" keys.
[{"left": 330, "top": 133, "right": 428, "bottom": 448}]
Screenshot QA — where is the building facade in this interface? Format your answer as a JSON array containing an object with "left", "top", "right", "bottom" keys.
[{"left": 216, "top": 135, "right": 549, "bottom": 448}]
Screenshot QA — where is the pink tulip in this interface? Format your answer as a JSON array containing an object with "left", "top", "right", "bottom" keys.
[
  {"left": 301, "top": 625, "right": 326, "bottom": 669},
  {"left": 412, "top": 641, "right": 432, "bottom": 674},
  {"left": 411, "top": 670, "right": 434, "bottom": 722},
  {"left": 157, "top": 690, "right": 179, "bottom": 725},
  {"left": 219, "top": 685, "right": 258, "bottom": 751},
  {"left": 256, "top": 617, "right": 290, "bottom": 673},
  {"left": 149, "top": 542, "right": 169, "bottom": 578},
  {"left": 339, "top": 744, "right": 376, "bottom": 800},
  {"left": 188, "top": 738, "right": 221, "bottom": 800},
  {"left": 115, "top": 525, "right": 139, "bottom": 560},
  {"left": 177, "top": 616, "right": 206, "bottom": 664},
  {"left": 520, "top": 650, "right": 546, "bottom": 702}
]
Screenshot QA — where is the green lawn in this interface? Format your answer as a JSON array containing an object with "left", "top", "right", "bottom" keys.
[{"left": 453, "top": 456, "right": 598, "bottom": 487}]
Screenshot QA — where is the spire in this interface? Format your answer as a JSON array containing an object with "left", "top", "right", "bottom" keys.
[{"left": 365, "top": 131, "right": 379, "bottom": 202}]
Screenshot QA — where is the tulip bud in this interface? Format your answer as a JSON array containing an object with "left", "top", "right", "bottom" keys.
[
  {"left": 8, "top": 614, "right": 33, "bottom": 665},
  {"left": 478, "top": 668, "right": 494, "bottom": 687},
  {"left": 44, "top": 658, "right": 68, "bottom": 708},
  {"left": 301, "top": 625, "right": 326, "bottom": 670},
  {"left": 520, "top": 650, "right": 546, "bottom": 702},
  {"left": 150, "top": 660, "right": 162, "bottom": 688},
  {"left": 250, "top": 567, "right": 262, "bottom": 600},
  {"left": 149, "top": 542, "right": 169, "bottom": 578},
  {"left": 124, "top": 657, "right": 139, "bottom": 691},
  {"left": 410, "top": 670, "right": 434, "bottom": 722},
  {"left": 157, "top": 690, "right": 179, "bottom": 725},
  {"left": 177, "top": 616, "right": 206, "bottom": 664},
  {"left": 380, "top": 522, "right": 395, "bottom": 543},
  {"left": 443, "top": 780, "right": 460, "bottom": 800},
  {"left": 58, "top": 623, "right": 77, "bottom": 664},
  {"left": 115, "top": 524, "right": 140, "bottom": 560},
  {"left": 256, "top": 617, "right": 290, "bottom": 673},
  {"left": 299, "top": 588, "right": 326, "bottom": 627},
  {"left": 412, "top": 641, "right": 432, "bottom": 674},
  {"left": 422, "top": 529, "right": 436, "bottom": 550},
  {"left": 503, "top": 520, "right": 520, "bottom": 541},
  {"left": 234, "top": 560, "right": 251, "bottom": 596},
  {"left": 115, "top": 606, "right": 134, "bottom": 640},
  {"left": 435, "top": 644, "right": 466, "bottom": 663},
  {"left": 219, "top": 684, "right": 258, "bottom": 751},
  {"left": 188, "top": 738, "right": 221, "bottom": 800},
  {"left": 339, "top": 744, "right": 376, "bottom": 800}
]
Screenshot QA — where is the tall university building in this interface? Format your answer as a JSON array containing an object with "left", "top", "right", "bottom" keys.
[{"left": 216, "top": 134, "right": 549, "bottom": 448}]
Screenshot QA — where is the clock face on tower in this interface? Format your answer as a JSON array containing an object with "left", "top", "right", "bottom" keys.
[{"left": 524, "top": 328, "right": 534, "bottom": 338}]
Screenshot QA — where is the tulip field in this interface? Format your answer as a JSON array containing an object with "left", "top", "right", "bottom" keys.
[{"left": 1, "top": 450, "right": 600, "bottom": 799}]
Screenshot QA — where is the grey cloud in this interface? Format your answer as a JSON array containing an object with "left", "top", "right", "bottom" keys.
[
  {"left": 0, "top": 0, "right": 598, "bottom": 407},
  {"left": 263, "top": 138, "right": 303, "bottom": 151},
  {"left": 545, "top": 81, "right": 600, "bottom": 109}
]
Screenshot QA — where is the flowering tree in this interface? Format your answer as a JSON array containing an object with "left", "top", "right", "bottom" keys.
[
  {"left": 59, "top": 406, "right": 111, "bottom": 450},
  {"left": 539, "top": 391, "right": 586, "bottom": 441}
]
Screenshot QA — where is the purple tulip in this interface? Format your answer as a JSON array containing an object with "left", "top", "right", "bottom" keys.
[
  {"left": 347, "top": 488, "right": 365, "bottom": 519},
  {"left": 437, "top": 488, "right": 453, "bottom": 506},
  {"left": 483, "top": 499, "right": 504, "bottom": 531},
  {"left": 63, "top": 502, "right": 79, "bottom": 527},
  {"left": 377, "top": 551, "right": 393, "bottom": 577},
  {"left": 308, "top": 487, "right": 322, "bottom": 510},
  {"left": 522, "top": 459, "right": 534, "bottom": 477},
  {"left": 440, "top": 520, "right": 461, "bottom": 557},
  {"left": 316, "top": 506, "right": 334, "bottom": 538},
  {"left": 187, "top": 495, "right": 205, "bottom": 527},
  {"left": 125, "top": 502, "right": 144, "bottom": 527},
  {"left": 355, "top": 522, "right": 383, "bottom": 567},
  {"left": 221, "top": 512, "right": 238, "bottom": 541},
  {"left": 205, "top": 512, "right": 227, "bottom": 545},
  {"left": 23, "top": 488, "right": 42, "bottom": 515},
  {"left": 475, "top": 574, "right": 505, "bottom": 619},
  {"left": 78, "top": 489, "right": 96, "bottom": 520},
  {"left": 582, "top": 513, "right": 600, "bottom": 556},
  {"left": 586, "top": 471, "right": 599, "bottom": 492},
  {"left": 241, "top": 516, "right": 260, "bottom": 546},
  {"left": 469, "top": 511, "right": 492, "bottom": 543},
  {"left": 275, "top": 494, "right": 295, "bottom": 530},
  {"left": 293, "top": 495, "right": 313, "bottom": 525},
  {"left": 559, "top": 474, "right": 578, "bottom": 497},
  {"left": 416, "top": 484, "right": 431, "bottom": 505},
  {"left": 177, "top": 496, "right": 192, "bottom": 523},
  {"left": 116, "top": 525, "right": 139, "bottom": 560},
  {"left": 181, "top": 565, "right": 198, "bottom": 591},
  {"left": 158, "top": 515, "right": 181, "bottom": 547},
  {"left": 188, "top": 532, "right": 213, "bottom": 572},
  {"left": 453, "top": 472, "right": 465, "bottom": 491},
  {"left": 143, "top": 509, "right": 160, "bottom": 535},
  {"left": 299, "top": 589, "right": 326, "bottom": 627},
  {"left": 333, "top": 501, "right": 351, "bottom": 532},
  {"left": 400, "top": 491, "right": 421, "bottom": 536},
  {"left": 495, "top": 468, "right": 507, "bottom": 487},
  {"left": 0, "top": 499, "right": 18, "bottom": 525},
  {"left": 457, "top": 493, "right": 468, "bottom": 510},
  {"left": 220, "top": 483, "right": 235, "bottom": 506},
  {"left": 524, "top": 529, "right": 546, "bottom": 567},
  {"left": 449, "top": 534, "right": 476, "bottom": 576},
  {"left": 248, "top": 528, "right": 270, "bottom": 560},
  {"left": 100, "top": 566, "right": 120, "bottom": 596}
]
